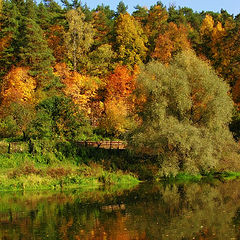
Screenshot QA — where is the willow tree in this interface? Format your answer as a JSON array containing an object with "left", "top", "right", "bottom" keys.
[
  {"left": 128, "top": 50, "right": 239, "bottom": 176},
  {"left": 65, "top": 7, "right": 94, "bottom": 71}
]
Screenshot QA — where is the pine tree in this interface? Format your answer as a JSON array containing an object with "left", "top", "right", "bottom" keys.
[
  {"left": 115, "top": 1, "right": 128, "bottom": 17},
  {"left": 19, "top": 17, "right": 57, "bottom": 92},
  {"left": 0, "top": 2, "right": 21, "bottom": 78}
]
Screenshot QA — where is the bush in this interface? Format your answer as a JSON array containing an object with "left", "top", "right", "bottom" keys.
[{"left": 0, "top": 116, "right": 18, "bottom": 138}]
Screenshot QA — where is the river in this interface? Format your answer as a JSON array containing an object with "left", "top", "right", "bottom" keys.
[{"left": 0, "top": 180, "right": 240, "bottom": 239}]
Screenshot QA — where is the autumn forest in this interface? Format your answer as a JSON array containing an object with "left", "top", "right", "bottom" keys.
[{"left": 0, "top": 0, "right": 240, "bottom": 180}]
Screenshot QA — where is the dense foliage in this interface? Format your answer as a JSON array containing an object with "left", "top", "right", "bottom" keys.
[
  {"left": 0, "top": 0, "right": 240, "bottom": 175},
  {"left": 128, "top": 51, "right": 238, "bottom": 176}
]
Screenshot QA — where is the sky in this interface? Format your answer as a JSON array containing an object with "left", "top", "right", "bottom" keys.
[{"left": 81, "top": 0, "right": 240, "bottom": 16}]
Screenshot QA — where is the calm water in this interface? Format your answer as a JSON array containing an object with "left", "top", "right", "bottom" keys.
[{"left": 1, "top": 181, "right": 240, "bottom": 240}]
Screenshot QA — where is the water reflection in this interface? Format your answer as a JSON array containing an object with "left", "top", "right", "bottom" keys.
[{"left": 1, "top": 181, "right": 240, "bottom": 239}]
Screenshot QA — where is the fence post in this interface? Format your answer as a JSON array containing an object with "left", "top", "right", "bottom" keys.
[{"left": 7, "top": 143, "right": 11, "bottom": 154}]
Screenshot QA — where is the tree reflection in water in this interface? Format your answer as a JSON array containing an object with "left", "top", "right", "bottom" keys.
[{"left": 0, "top": 181, "right": 240, "bottom": 240}]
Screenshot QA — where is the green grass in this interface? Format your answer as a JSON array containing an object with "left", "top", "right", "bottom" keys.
[
  {"left": 220, "top": 171, "right": 240, "bottom": 180},
  {"left": 157, "top": 171, "right": 240, "bottom": 184},
  {"left": 0, "top": 153, "right": 140, "bottom": 191},
  {"left": 158, "top": 173, "right": 203, "bottom": 184}
]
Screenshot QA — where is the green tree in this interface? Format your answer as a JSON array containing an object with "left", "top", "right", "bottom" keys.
[
  {"left": 30, "top": 96, "right": 92, "bottom": 140},
  {"left": 88, "top": 44, "right": 116, "bottom": 76},
  {"left": 64, "top": 7, "right": 94, "bottom": 71},
  {"left": 19, "top": 18, "right": 56, "bottom": 92},
  {"left": 0, "top": 1, "right": 21, "bottom": 78},
  {"left": 37, "top": 0, "right": 63, "bottom": 30},
  {"left": 128, "top": 50, "right": 238, "bottom": 176},
  {"left": 132, "top": 5, "right": 148, "bottom": 26},
  {"left": 115, "top": 1, "right": 128, "bottom": 17},
  {"left": 92, "top": 5, "right": 114, "bottom": 48}
]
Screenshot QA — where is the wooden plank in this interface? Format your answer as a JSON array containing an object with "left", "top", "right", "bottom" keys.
[{"left": 75, "top": 140, "right": 126, "bottom": 149}]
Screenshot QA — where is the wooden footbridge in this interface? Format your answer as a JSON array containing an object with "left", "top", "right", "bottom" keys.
[{"left": 76, "top": 141, "right": 126, "bottom": 150}]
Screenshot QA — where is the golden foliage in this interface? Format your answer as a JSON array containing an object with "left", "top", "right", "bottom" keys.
[
  {"left": 100, "top": 65, "right": 139, "bottom": 135},
  {"left": 116, "top": 13, "right": 148, "bottom": 67},
  {"left": 152, "top": 22, "right": 191, "bottom": 63},
  {"left": 1, "top": 67, "right": 36, "bottom": 105},
  {"left": 54, "top": 63, "right": 99, "bottom": 115}
]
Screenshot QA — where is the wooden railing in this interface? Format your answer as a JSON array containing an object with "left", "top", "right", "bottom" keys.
[{"left": 75, "top": 141, "right": 126, "bottom": 149}]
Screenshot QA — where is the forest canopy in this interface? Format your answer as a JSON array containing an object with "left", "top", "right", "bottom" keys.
[{"left": 0, "top": 0, "right": 240, "bottom": 175}]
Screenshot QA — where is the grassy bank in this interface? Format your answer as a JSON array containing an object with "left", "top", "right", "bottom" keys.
[
  {"left": 0, "top": 140, "right": 239, "bottom": 191},
  {"left": 0, "top": 153, "right": 139, "bottom": 191},
  {"left": 157, "top": 172, "right": 240, "bottom": 184}
]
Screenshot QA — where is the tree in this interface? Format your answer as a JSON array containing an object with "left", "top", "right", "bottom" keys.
[
  {"left": 87, "top": 44, "right": 116, "bottom": 77},
  {"left": 30, "top": 96, "right": 92, "bottom": 140},
  {"left": 100, "top": 98, "right": 131, "bottom": 137},
  {"left": 54, "top": 63, "right": 99, "bottom": 116},
  {"left": 19, "top": 18, "right": 56, "bottom": 92},
  {"left": 132, "top": 5, "right": 148, "bottom": 26},
  {"left": 198, "top": 14, "right": 240, "bottom": 87},
  {"left": 152, "top": 22, "right": 191, "bottom": 63},
  {"left": 0, "top": 67, "right": 36, "bottom": 139},
  {"left": 64, "top": 7, "right": 94, "bottom": 71},
  {"left": 1, "top": 66, "right": 36, "bottom": 105},
  {"left": 115, "top": 1, "right": 128, "bottom": 17},
  {"left": 105, "top": 64, "right": 136, "bottom": 100},
  {"left": 128, "top": 50, "right": 238, "bottom": 176},
  {"left": 46, "top": 25, "right": 66, "bottom": 62},
  {"left": 92, "top": 5, "right": 114, "bottom": 48},
  {"left": 37, "top": 1, "right": 63, "bottom": 30},
  {"left": 115, "top": 13, "right": 147, "bottom": 68},
  {"left": 0, "top": 2, "right": 22, "bottom": 78},
  {"left": 100, "top": 65, "right": 138, "bottom": 136}
]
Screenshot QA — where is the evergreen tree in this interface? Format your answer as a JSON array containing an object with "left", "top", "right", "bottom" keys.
[
  {"left": 19, "top": 17, "right": 56, "bottom": 92},
  {"left": 92, "top": 5, "right": 114, "bottom": 48},
  {"left": 132, "top": 5, "right": 148, "bottom": 26},
  {"left": 115, "top": 1, "right": 128, "bottom": 17},
  {"left": 0, "top": 1, "right": 21, "bottom": 78}
]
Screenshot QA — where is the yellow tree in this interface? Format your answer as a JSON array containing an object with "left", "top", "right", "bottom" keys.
[
  {"left": 199, "top": 14, "right": 240, "bottom": 86},
  {"left": 64, "top": 7, "right": 94, "bottom": 71},
  {"left": 1, "top": 67, "right": 36, "bottom": 105},
  {"left": 0, "top": 67, "right": 36, "bottom": 138},
  {"left": 115, "top": 13, "right": 147, "bottom": 68},
  {"left": 145, "top": 4, "right": 168, "bottom": 55},
  {"left": 54, "top": 63, "right": 100, "bottom": 117}
]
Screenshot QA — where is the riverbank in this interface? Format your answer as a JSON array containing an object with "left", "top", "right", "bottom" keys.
[
  {"left": 0, "top": 139, "right": 240, "bottom": 191},
  {"left": 160, "top": 172, "right": 240, "bottom": 184},
  {"left": 0, "top": 153, "right": 139, "bottom": 191}
]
